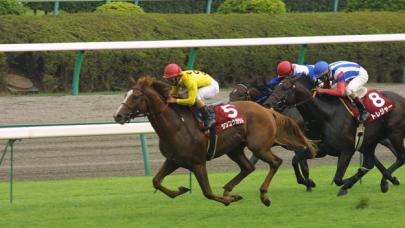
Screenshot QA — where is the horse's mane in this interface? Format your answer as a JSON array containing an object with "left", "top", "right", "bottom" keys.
[{"left": 135, "top": 76, "right": 171, "bottom": 99}]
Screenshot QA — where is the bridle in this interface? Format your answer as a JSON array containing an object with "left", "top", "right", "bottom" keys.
[
  {"left": 272, "top": 77, "right": 314, "bottom": 111},
  {"left": 122, "top": 86, "right": 169, "bottom": 120},
  {"left": 230, "top": 83, "right": 252, "bottom": 101}
]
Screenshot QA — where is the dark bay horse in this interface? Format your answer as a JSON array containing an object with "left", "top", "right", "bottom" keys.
[
  {"left": 229, "top": 83, "right": 317, "bottom": 192},
  {"left": 264, "top": 76, "right": 405, "bottom": 196},
  {"left": 229, "top": 82, "right": 400, "bottom": 193},
  {"left": 113, "top": 76, "right": 318, "bottom": 206}
]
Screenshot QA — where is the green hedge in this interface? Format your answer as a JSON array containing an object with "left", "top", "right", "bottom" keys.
[{"left": 0, "top": 12, "right": 404, "bottom": 92}]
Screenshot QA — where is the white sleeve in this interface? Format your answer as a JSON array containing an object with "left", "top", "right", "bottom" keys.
[{"left": 293, "top": 64, "right": 309, "bottom": 77}]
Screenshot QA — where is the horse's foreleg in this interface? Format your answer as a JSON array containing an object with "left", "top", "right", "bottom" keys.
[
  {"left": 223, "top": 151, "right": 255, "bottom": 201},
  {"left": 256, "top": 150, "right": 282, "bottom": 207},
  {"left": 192, "top": 164, "right": 234, "bottom": 206},
  {"left": 338, "top": 146, "right": 377, "bottom": 196},
  {"left": 292, "top": 150, "right": 315, "bottom": 192},
  {"left": 153, "top": 160, "right": 190, "bottom": 198},
  {"left": 333, "top": 150, "right": 354, "bottom": 188}
]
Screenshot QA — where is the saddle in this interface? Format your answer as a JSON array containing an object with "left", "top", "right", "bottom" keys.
[
  {"left": 193, "top": 103, "right": 245, "bottom": 160},
  {"left": 340, "top": 89, "right": 395, "bottom": 125}
]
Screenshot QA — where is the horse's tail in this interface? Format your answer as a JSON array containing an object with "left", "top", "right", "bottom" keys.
[{"left": 270, "top": 110, "right": 318, "bottom": 158}]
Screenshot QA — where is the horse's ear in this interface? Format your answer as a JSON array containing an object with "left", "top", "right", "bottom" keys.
[{"left": 129, "top": 76, "right": 136, "bottom": 84}]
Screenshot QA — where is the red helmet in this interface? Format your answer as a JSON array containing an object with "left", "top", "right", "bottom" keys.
[
  {"left": 163, "top": 63, "right": 182, "bottom": 79},
  {"left": 277, "top": 61, "right": 293, "bottom": 77}
]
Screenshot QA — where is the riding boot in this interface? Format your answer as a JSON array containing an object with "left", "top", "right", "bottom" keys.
[
  {"left": 199, "top": 106, "right": 215, "bottom": 129},
  {"left": 353, "top": 97, "right": 370, "bottom": 122}
]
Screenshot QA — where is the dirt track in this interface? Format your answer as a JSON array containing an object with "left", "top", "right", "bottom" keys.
[{"left": 0, "top": 83, "right": 404, "bottom": 181}]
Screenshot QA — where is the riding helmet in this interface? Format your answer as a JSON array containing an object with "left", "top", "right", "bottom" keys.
[
  {"left": 163, "top": 63, "right": 182, "bottom": 78},
  {"left": 314, "top": 61, "right": 330, "bottom": 78},
  {"left": 277, "top": 61, "right": 293, "bottom": 77}
]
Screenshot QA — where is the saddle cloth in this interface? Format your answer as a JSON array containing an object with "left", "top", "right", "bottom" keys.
[
  {"left": 342, "top": 89, "right": 395, "bottom": 124},
  {"left": 195, "top": 103, "right": 245, "bottom": 133},
  {"left": 194, "top": 103, "right": 245, "bottom": 160},
  {"left": 213, "top": 103, "right": 245, "bottom": 133}
]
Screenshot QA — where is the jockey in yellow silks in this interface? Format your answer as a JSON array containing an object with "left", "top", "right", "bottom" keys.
[{"left": 162, "top": 63, "right": 219, "bottom": 129}]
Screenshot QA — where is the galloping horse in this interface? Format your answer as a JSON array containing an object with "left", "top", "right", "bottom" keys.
[
  {"left": 229, "top": 82, "right": 400, "bottom": 193},
  {"left": 114, "top": 76, "right": 317, "bottom": 206},
  {"left": 229, "top": 83, "right": 317, "bottom": 192},
  {"left": 264, "top": 76, "right": 405, "bottom": 196}
]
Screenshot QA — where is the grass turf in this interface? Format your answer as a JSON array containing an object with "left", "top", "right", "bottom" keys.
[{"left": 0, "top": 165, "right": 404, "bottom": 227}]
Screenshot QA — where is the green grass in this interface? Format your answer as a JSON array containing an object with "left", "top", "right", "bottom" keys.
[{"left": 1, "top": 165, "right": 404, "bottom": 227}]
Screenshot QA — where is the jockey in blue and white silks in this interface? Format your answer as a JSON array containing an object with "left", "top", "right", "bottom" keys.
[{"left": 313, "top": 60, "right": 370, "bottom": 122}]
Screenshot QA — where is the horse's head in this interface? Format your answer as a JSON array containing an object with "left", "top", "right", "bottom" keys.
[
  {"left": 229, "top": 83, "right": 263, "bottom": 102},
  {"left": 113, "top": 76, "right": 171, "bottom": 124},
  {"left": 263, "top": 76, "right": 303, "bottom": 112}
]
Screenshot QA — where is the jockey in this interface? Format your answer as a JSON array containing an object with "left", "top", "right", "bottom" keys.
[
  {"left": 163, "top": 63, "right": 219, "bottom": 129},
  {"left": 266, "top": 60, "right": 317, "bottom": 89},
  {"left": 313, "top": 60, "right": 370, "bottom": 122}
]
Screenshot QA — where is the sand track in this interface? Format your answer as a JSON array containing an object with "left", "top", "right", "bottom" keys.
[{"left": 0, "top": 83, "right": 404, "bottom": 181}]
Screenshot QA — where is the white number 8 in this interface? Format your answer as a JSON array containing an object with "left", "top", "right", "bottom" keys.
[
  {"left": 221, "top": 104, "right": 238, "bottom": 118},
  {"left": 368, "top": 92, "right": 385, "bottom": 108}
]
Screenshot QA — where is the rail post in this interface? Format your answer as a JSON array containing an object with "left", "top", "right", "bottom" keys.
[
  {"left": 333, "top": 0, "right": 339, "bottom": 12},
  {"left": 72, "top": 50, "right": 85, "bottom": 96},
  {"left": 297, "top": 44, "right": 307, "bottom": 64},
  {"left": 53, "top": 0, "right": 59, "bottom": 15},
  {"left": 206, "top": 0, "right": 213, "bottom": 14},
  {"left": 139, "top": 134, "right": 151, "bottom": 176},
  {"left": 0, "top": 139, "right": 17, "bottom": 203}
]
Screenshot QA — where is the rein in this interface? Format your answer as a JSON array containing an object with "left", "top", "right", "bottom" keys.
[{"left": 129, "top": 87, "right": 169, "bottom": 118}]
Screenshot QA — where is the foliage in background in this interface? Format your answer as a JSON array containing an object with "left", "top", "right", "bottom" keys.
[
  {"left": 218, "top": 0, "right": 286, "bottom": 14},
  {"left": 0, "top": 12, "right": 404, "bottom": 92},
  {"left": 0, "top": 53, "right": 7, "bottom": 91},
  {"left": 283, "top": 0, "right": 347, "bottom": 12},
  {"left": 346, "top": 0, "right": 405, "bottom": 11},
  {"left": 24, "top": 0, "right": 226, "bottom": 14},
  {"left": 95, "top": 2, "right": 145, "bottom": 15},
  {"left": 0, "top": 0, "right": 28, "bottom": 15}
]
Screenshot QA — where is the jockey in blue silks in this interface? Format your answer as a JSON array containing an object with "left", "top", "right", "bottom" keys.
[{"left": 256, "top": 60, "right": 317, "bottom": 104}]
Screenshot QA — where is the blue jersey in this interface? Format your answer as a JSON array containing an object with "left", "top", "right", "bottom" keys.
[
  {"left": 329, "top": 61, "right": 364, "bottom": 83},
  {"left": 266, "top": 64, "right": 316, "bottom": 89}
]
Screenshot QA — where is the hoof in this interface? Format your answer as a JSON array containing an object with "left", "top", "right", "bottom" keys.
[
  {"left": 308, "top": 179, "right": 316, "bottom": 188},
  {"left": 232, "top": 195, "right": 243, "bottom": 202},
  {"left": 337, "top": 189, "right": 348, "bottom": 197},
  {"left": 380, "top": 180, "right": 389, "bottom": 193},
  {"left": 261, "top": 197, "right": 272, "bottom": 207},
  {"left": 178, "top": 186, "right": 190, "bottom": 193},
  {"left": 391, "top": 177, "right": 400, "bottom": 186},
  {"left": 306, "top": 186, "right": 313, "bottom": 192}
]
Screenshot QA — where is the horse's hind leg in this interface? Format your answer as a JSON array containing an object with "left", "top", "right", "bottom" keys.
[
  {"left": 223, "top": 150, "right": 255, "bottom": 201},
  {"left": 192, "top": 164, "right": 235, "bottom": 206},
  {"left": 382, "top": 136, "right": 405, "bottom": 184},
  {"left": 255, "top": 149, "right": 282, "bottom": 207},
  {"left": 153, "top": 160, "right": 190, "bottom": 198}
]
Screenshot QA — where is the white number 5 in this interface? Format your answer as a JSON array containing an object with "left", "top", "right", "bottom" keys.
[{"left": 221, "top": 104, "right": 238, "bottom": 118}]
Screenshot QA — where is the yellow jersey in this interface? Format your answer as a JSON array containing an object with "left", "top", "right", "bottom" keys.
[{"left": 171, "top": 70, "right": 213, "bottom": 106}]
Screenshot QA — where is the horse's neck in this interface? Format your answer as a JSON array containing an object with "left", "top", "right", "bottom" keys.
[
  {"left": 296, "top": 91, "right": 332, "bottom": 123},
  {"left": 146, "top": 94, "right": 181, "bottom": 138}
]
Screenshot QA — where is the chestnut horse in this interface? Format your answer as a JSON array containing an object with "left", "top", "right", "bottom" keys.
[
  {"left": 114, "top": 76, "right": 317, "bottom": 206},
  {"left": 229, "top": 83, "right": 316, "bottom": 191},
  {"left": 264, "top": 76, "right": 405, "bottom": 196}
]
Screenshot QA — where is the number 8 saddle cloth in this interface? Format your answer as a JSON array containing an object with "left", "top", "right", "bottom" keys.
[{"left": 341, "top": 89, "right": 395, "bottom": 125}]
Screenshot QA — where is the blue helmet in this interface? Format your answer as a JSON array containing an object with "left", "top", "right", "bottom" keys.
[{"left": 314, "top": 61, "right": 329, "bottom": 79}]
